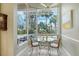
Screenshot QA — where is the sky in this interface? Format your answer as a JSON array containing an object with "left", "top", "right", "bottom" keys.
[
  {"left": 17, "top": 11, "right": 26, "bottom": 29},
  {"left": 37, "top": 8, "right": 57, "bottom": 25}
]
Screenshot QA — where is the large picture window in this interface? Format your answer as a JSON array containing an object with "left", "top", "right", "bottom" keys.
[{"left": 17, "top": 8, "right": 58, "bottom": 45}]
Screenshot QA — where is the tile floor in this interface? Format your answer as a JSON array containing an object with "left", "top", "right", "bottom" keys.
[{"left": 26, "top": 46, "right": 58, "bottom": 56}]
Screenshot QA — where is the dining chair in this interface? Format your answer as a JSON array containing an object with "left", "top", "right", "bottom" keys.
[
  {"left": 49, "top": 35, "right": 61, "bottom": 56},
  {"left": 38, "top": 36, "right": 50, "bottom": 56},
  {"left": 31, "top": 37, "right": 39, "bottom": 56}
]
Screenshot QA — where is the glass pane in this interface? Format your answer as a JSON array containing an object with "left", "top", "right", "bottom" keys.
[
  {"left": 17, "top": 11, "right": 27, "bottom": 45},
  {"left": 29, "top": 12, "right": 36, "bottom": 34},
  {"left": 37, "top": 8, "right": 57, "bottom": 35},
  {"left": 47, "top": 8, "right": 57, "bottom": 35},
  {"left": 37, "top": 15, "right": 47, "bottom": 34}
]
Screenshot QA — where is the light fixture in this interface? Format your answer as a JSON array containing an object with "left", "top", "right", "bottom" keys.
[
  {"left": 49, "top": 3, "right": 58, "bottom": 8},
  {"left": 40, "top": 3, "right": 47, "bottom": 8}
]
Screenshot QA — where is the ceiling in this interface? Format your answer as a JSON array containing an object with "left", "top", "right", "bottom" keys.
[
  {"left": 28, "top": 3, "right": 58, "bottom": 8},
  {"left": 28, "top": 3, "right": 52, "bottom": 8},
  {"left": 17, "top": 3, "right": 58, "bottom": 10}
]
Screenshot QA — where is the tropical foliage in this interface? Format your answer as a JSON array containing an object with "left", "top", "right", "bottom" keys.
[{"left": 38, "top": 12, "right": 57, "bottom": 34}]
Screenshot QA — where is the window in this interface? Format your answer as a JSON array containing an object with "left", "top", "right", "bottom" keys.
[
  {"left": 29, "top": 12, "right": 36, "bottom": 34},
  {"left": 17, "top": 11, "right": 27, "bottom": 45},
  {"left": 37, "top": 8, "right": 57, "bottom": 35}
]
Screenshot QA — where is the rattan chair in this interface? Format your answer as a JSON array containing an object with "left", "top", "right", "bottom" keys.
[
  {"left": 49, "top": 35, "right": 61, "bottom": 56},
  {"left": 31, "top": 38, "right": 39, "bottom": 56}
]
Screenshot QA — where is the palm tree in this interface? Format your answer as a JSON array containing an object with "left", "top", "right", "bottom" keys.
[
  {"left": 49, "top": 15, "right": 57, "bottom": 34},
  {"left": 49, "top": 15, "right": 57, "bottom": 28},
  {"left": 29, "top": 15, "right": 36, "bottom": 34},
  {"left": 44, "top": 13, "right": 50, "bottom": 33}
]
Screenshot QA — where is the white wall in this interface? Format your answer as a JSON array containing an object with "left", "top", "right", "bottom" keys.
[
  {"left": 0, "top": 4, "right": 1, "bottom": 55},
  {"left": 59, "top": 3, "right": 79, "bottom": 56},
  {"left": 0, "top": 3, "right": 17, "bottom": 56}
]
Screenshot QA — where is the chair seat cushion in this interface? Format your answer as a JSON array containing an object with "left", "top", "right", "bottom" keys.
[
  {"left": 50, "top": 43, "right": 58, "bottom": 47},
  {"left": 32, "top": 42, "right": 38, "bottom": 46}
]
